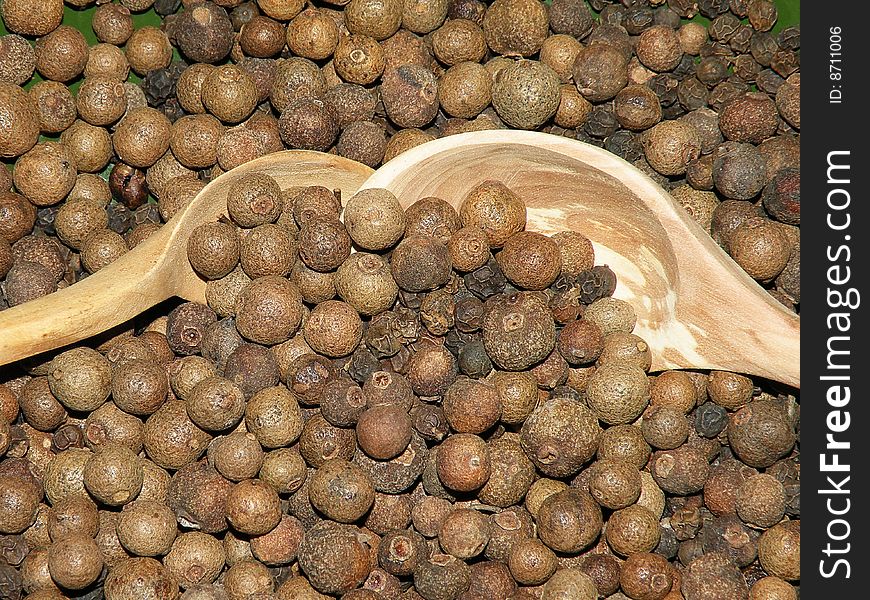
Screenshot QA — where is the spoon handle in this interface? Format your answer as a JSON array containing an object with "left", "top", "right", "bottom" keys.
[{"left": 0, "top": 230, "right": 175, "bottom": 367}]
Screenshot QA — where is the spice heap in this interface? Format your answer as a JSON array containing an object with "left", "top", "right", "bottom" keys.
[
  {"left": 0, "top": 0, "right": 798, "bottom": 314},
  {"left": 0, "top": 176, "right": 798, "bottom": 600}
]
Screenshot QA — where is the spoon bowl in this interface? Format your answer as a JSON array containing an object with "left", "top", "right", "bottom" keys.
[
  {"left": 0, "top": 151, "right": 374, "bottom": 366},
  {"left": 361, "top": 131, "right": 800, "bottom": 387}
]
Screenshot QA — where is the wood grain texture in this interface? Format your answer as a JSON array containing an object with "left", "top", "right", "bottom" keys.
[
  {"left": 362, "top": 131, "right": 800, "bottom": 388},
  {"left": 0, "top": 151, "right": 374, "bottom": 366}
]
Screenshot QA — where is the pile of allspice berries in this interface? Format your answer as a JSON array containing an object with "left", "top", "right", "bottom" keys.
[{"left": 0, "top": 1, "right": 799, "bottom": 600}]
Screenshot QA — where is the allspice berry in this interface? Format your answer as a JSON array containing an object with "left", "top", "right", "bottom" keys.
[
  {"left": 586, "top": 362, "right": 650, "bottom": 425},
  {"left": 202, "top": 65, "right": 259, "bottom": 124},
  {"left": 344, "top": 188, "right": 406, "bottom": 251},
  {"left": 497, "top": 231, "right": 562, "bottom": 290},
  {"left": 413, "top": 553, "right": 472, "bottom": 600},
  {"left": 483, "top": 0, "right": 549, "bottom": 56},
  {"left": 345, "top": 0, "right": 403, "bottom": 41},
  {"left": 540, "top": 34, "right": 583, "bottom": 83},
  {"left": 13, "top": 142, "right": 77, "bottom": 207},
  {"left": 620, "top": 552, "right": 673, "bottom": 600},
  {"left": 0, "top": 34, "right": 35, "bottom": 86},
  {"left": 719, "top": 93, "right": 779, "bottom": 144},
  {"left": 1, "top": 0, "right": 64, "bottom": 37},
  {"left": 573, "top": 43, "right": 630, "bottom": 102},
  {"left": 48, "top": 348, "right": 112, "bottom": 413},
  {"left": 60, "top": 120, "right": 113, "bottom": 174},
  {"left": 126, "top": 27, "right": 173, "bottom": 76},
  {"left": 536, "top": 489, "right": 602, "bottom": 554},
  {"left": 492, "top": 60, "right": 561, "bottom": 130},
  {"left": 163, "top": 531, "right": 226, "bottom": 589},
  {"left": 727, "top": 217, "right": 791, "bottom": 281},
  {"left": 636, "top": 25, "right": 684, "bottom": 72},
  {"left": 0, "top": 474, "right": 41, "bottom": 534},
  {"left": 431, "top": 18, "right": 486, "bottom": 65},
  {"left": 298, "top": 217, "right": 351, "bottom": 271},
  {"left": 235, "top": 276, "right": 304, "bottom": 346},
  {"left": 508, "top": 538, "right": 558, "bottom": 586},
  {"left": 169, "top": 114, "right": 224, "bottom": 170},
  {"left": 736, "top": 473, "right": 786, "bottom": 528},
  {"left": 436, "top": 433, "right": 490, "bottom": 492},
  {"left": 0, "top": 191, "right": 37, "bottom": 242},
  {"left": 187, "top": 221, "right": 240, "bottom": 280},
  {"left": 750, "top": 577, "right": 797, "bottom": 600},
  {"left": 380, "top": 65, "right": 439, "bottom": 129},
  {"left": 83, "top": 444, "right": 143, "bottom": 506},
  {"left": 682, "top": 552, "right": 750, "bottom": 600},
  {"left": 727, "top": 400, "right": 795, "bottom": 468},
  {"left": 4, "top": 261, "right": 57, "bottom": 306},
  {"left": 0, "top": 83, "right": 40, "bottom": 159},
  {"left": 438, "top": 62, "right": 492, "bottom": 119},
  {"left": 712, "top": 142, "right": 767, "bottom": 201},
  {"left": 76, "top": 76, "right": 128, "bottom": 127},
  {"left": 47, "top": 535, "right": 103, "bottom": 590},
  {"left": 34, "top": 26, "right": 89, "bottom": 83},
  {"left": 308, "top": 459, "right": 375, "bottom": 523},
  {"left": 335, "top": 252, "right": 399, "bottom": 316},
  {"left": 92, "top": 3, "right": 134, "bottom": 46},
  {"left": 298, "top": 521, "right": 371, "bottom": 595},
  {"left": 520, "top": 397, "right": 601, "bottom": 478},
  {"left": 333, "top": 34, "right": 385, "bottom": 86},
  {"left": 303, "top": 300, "right": 363, "bottom": 358},
  {"left": 483, "top": 291, "right": 555, "bottom": 371},
  {"left": 226, "top": 478, "right": 282, "bottom": 536},
  {"left": 143, "top": 399, "right": 212, "bottom": 470},
  {"left": 116, "top": 500, "right": 177, "bottom": 557},
  {"left": 287, "top": 8, "right": 340, "bottom": 61},
  {"left": 587, "top": 459, "right": 642, "bottom": 510},
  {"left": 390, "top": 235, "right": 452, "bottom": 292},
  {"left": 758, "top": 520, "right": 800, "bottom": 582},
  {"left": 459, "top": 180, "right": 526, "bottom": 248},
  {"left": 176, "top": 1, "right": 234, "bottom": 63},
  {"left": 85, "top": 42, "right": 130, "bottom": 81},
  {"left": 605, "top": 504, "right": 661, "bottom": 556},
  {"left": 112, "top": 358, "right": 169, "bottom": 416},
  {"left": 279, "top": 97, "right": 340, "bottom": 151},
  {"left": 707, "top": 371, "right": 754, "bottom": 410},
  {"left": 104, "top": 557, "right": 178, "bottom": 600},
  {"left": 227, "top": 173, "right": 282, "bottom": 228},
  {"left": 615, "top": 84, "right": 663, "bottom": 131},
  {"left": 244, "top": 385, "right": 303, "bottom": 448},
  {"left": 643, "top": 120, "right": 701, "bottom": 176},
  {"left": 184, "top": 376, "right": 246, "bottom": 433},
  {"left": 651, "top": 446, "right": 710, "bottom": 495},
  {"left": 29, "top": 81, "right": 77, "bottom": 134},
  {"left": 357, "top": 405, "right": 413, "bottom": 460},
  {"left": 81, "top": 229, "right": 129, "bottom": 273}
]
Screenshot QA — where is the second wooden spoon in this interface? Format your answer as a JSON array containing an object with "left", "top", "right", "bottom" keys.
[{"left": 361, "top": 131, "right": 800, "bottom": 388}]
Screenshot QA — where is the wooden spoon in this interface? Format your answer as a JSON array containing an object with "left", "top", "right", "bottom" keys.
[
  {"left": 0, "top": 151, "right": 374, "bottom": 367},
  {"left": 360, "top": 131, "right": 800, "bottom": 388}
]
